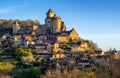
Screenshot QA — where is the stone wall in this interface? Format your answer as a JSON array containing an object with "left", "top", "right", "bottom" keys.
[
  {"left": 57, "top": 36, "right": 69, "bottom": 42},
  {"left": 69, "top": 28, "right": 79, "bottom": 41}
]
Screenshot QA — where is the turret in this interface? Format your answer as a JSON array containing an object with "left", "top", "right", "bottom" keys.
[
  {"left": 13, "top": 21, "right": 20, "bottom": 34},
  {"left": 45, "top": 9, "right": 55, "bottom": 28},
  {"left": 46, "top": 9, "right": 55, "bottom": 18},
  {"left": 112, "top": 48, "right": 118, "bottom": 55},
  {"left": 61, "top": 22, "right": 66, "bottom": 31},
  {"left": 53, "top": 16, "right": 62, "bottom": 33}
]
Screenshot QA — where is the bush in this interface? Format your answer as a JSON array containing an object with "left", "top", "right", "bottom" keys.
[
  {"left": 14, "top": 48, "right": 33, "bottom": 60},
  {"left": 41, "top": 69, "right": 96, "bottom": 78},
  {"left": 0, "top": 62, "right": 14, "bottom": 71},
  {"left": 21, "top": 56, "right": 35, "bottom": 65},
  {"left": 24, "top": 67, "right": 41, "bottom": 78}
]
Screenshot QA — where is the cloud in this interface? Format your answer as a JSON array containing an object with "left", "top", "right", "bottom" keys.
[
  {"left": 0, "top": 9, "right": 12, "bottom": 14},
  {"left": 0, "top": 4, "right": 29, "bottom": 14},
  {"left": 9, "top": 4, "right": 29, "bottom": 9}
]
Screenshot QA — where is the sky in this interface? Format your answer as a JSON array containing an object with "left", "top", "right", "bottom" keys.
[{"left": 0, "top": 0, "right": 120, "bottom": 51}]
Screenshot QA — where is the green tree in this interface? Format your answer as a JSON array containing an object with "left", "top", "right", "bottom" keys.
[
  {"left": 21, "top": 56, "right": 35, "bottom": 65},
  {"left": 24, "top": 67, "right": 41, "bottom": 78},
  {"left": 14, "top": 48, "right": 32, "bottom": 60},
  {"left": 85, "top": 40, "right": 98, "bottom": 51},
  {"left": 32, "top": 49, "right": 39, "bottom": 54}
]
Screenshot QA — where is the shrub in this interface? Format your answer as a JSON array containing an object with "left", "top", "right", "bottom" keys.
[
  {"left": 0, "top": 62, "right": 14, "bottom": 71},
  {"left": 41, "top": 69, "right": 96, "bottom": 78},
  {"left": 24, "top": 67, "right": 41, "bottom": 78}
]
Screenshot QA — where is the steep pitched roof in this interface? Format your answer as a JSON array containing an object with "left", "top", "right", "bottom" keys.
[
  {"left": 70, "top": 28, "right": 76, "bottom": 32},
  {"left": 46, "top": 8, "right": 54, "bottom": 14},
  {"left": 70, "top": 28, "right": 78, "bottom": 34},
  {"left": 69, "top": 28, "right": 79, "bottom": 38}
]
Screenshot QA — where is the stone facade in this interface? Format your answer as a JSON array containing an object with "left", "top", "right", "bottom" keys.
[
  {"left": 69, "top": 28, "right": 80, "bottom": 41},
  {"left": 57, "top": 36, "right": 69, "bottom": 42},
  {"left": 13, "top": 21, "right": 20, "bottom": 34},
  {"left": 11, "top": 9, "right": 83, "bottom": 52},
  {"left": 45, "top": 9, "right": 66, "bottom": 34},
  {"left": 33, "top": 25, "right": 38, "bottom": 30}
]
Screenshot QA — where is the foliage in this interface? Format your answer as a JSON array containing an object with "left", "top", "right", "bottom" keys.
[
  {"left": 41, "top": 69, "right": 96, "bottom": 78},
  {"left": 2, "top": 47, "right": 14, "bottom": 55},
  {"left": 0, "top": 19, "right": 40, "bottom": 28},
  {"left": 14, "top": 48, "right": 33, "bottom": 60},
  {"left": 0, "top": 47, "right": 2, "bottom": 51},
  {"left": 0, "top": 74, "right": 11, "bottom": 78},
  {"left": 32, "top": 49, "right": 39, "bottom": 54},
  {"left": 24, "top": 67, "right": 41, "bottom": 78},
  {"left": 61, "top": 43, "right": 69, "bottom": 49},
  {"left": 34, "top": 57, "right": 48, "bottom": 66},
  {"left": 85, "top": 40, "right": 98, "bottom": 51},
  {"left": 95, "top": 58, "right": 120, "bottom": 78},
  {"left": 0, "top": 62, "right": 14, "bottom": 71},
  {"left": 0, "top": 19, "right": 40, "bottom": 35},
  {"left": 21, "top": 56, "right": 35, "bottom": 65}
]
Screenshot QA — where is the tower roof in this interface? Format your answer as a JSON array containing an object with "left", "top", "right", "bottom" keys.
[
  {"left": 70, "top": 28, "right": 78, "bottom": 35},
  {"left": 70, "top": 28, "right": 75, "bottom": 32},
  {"left": 46, "top": 8, "right": 54, "bottom": 14}
]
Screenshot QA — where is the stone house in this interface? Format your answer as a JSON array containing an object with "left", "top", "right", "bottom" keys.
[{"left": 57, "top": 35, "right": 69, "bottom": 42}]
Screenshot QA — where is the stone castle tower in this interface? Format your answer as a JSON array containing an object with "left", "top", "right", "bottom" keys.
[
  {"left": 45, "top": 9, "right": 66, "bottom": 34},
  {"left": 13, "top": 21, "right": 20, "bottom": 34}
]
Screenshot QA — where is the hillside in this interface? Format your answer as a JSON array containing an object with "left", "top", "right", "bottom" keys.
[{"left": 0, "top": 9, "right": 115, "bottom": 78}]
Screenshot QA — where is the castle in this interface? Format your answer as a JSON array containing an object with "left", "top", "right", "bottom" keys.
[
  {"left": 13, "top": 9, "right": 80, "bottom": 42},
  {"left": 13, "top": 9, "right": 66, "bottom": 35},
  {"left": 10, "top": 9, "right": 89, "bottom": 53}
]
